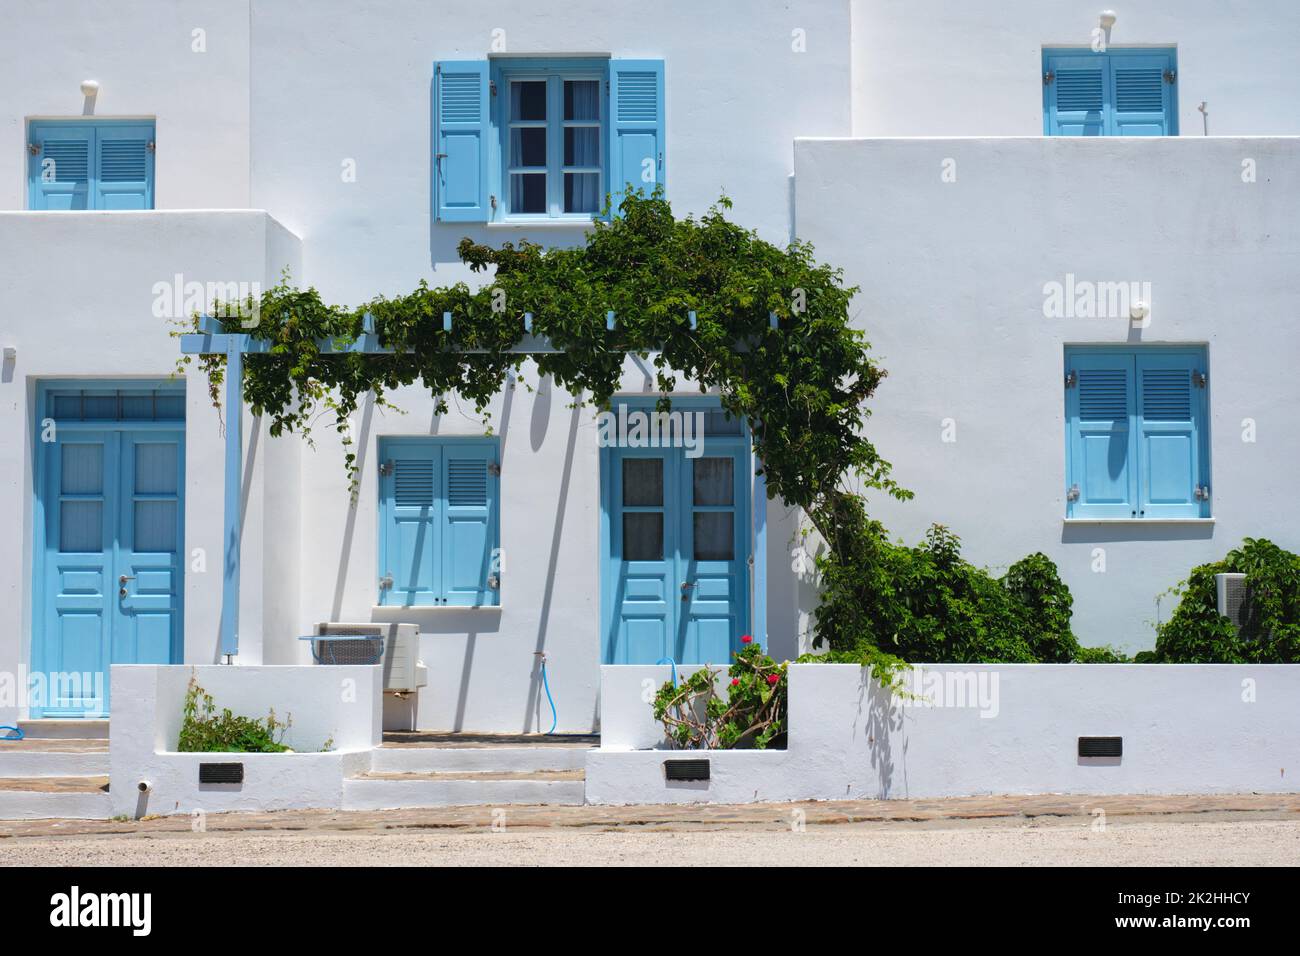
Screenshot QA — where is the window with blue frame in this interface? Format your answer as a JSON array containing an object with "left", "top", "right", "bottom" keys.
[
  {"left": 1064, "top": 346, "right": 1210, "bottom": 520},
  {"left": 433, "top": 58, "right": 664, "bottom": 222},
  {"left": 28, "top": 119, "right": 155, "bottom": 210},
  {"left": 377, "top": 437, "right": 501, "bottom": 607},
  {"left": 1043, "top": 48, "right": 1177, "bottom": 136}
]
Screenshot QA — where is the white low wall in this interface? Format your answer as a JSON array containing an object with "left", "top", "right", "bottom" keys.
[
  {"left": 109, "top": 664, "right": 382, "bottom": 817},
  {"left": 586, "top": 662, "right": 1300, "bottom": 804}
]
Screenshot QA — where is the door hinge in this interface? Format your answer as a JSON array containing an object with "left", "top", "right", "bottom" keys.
[
  {"left": 378, "top": 460, "right": 394, "bottom": 476},
  {"left": 1193, "top": 371, "right": 1207, "bottom": 387},
  {"left": 1164, "top": 68, "right": 1177, "bottom": 84},
  {"left": 146, "top": 140, "right": 156, "bottom": 154},
  {"left": 490, "top": 80, "right": 498, "bottom": 96},
  {"left": 487, "top": 573, "right": 500, "bottom": 590},
  {"left": 1065, "top": 370, "right": 1078, "bottom": 388},
  {"left": 488, "top": 462, "right": 501, "bottom": 476},
  {"left": 1067, "top": 484, "right": 1081, "bottom": 502},
  {"left": 1043, "top": 70, "right": 1054, "bottom": 85},
  {"left": 28, "top": 141, "right": 40, "bottom": 155},
  {"left": 379, "top": 572, "right": 394, "bottom": 590},
  {"left": 1194, "top": 485, "right": 1211, "bottom": 501}
]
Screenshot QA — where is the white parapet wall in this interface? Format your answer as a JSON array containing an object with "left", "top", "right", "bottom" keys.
[
  {"left": 587, "top": 662, "right": 1300, "bottom": 804},
  {"left": 109, "top": 664, "right": 382, "bottom": 818}
]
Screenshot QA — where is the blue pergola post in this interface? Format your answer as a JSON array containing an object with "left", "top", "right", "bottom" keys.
[
  {"left": 752, "top": 463, "right": 767, "bottom": 648},
  {"left": 220, "top": 336, "right": 245, "bottom": 660}
]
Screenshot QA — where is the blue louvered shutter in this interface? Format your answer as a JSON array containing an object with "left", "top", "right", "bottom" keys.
[
  {"left": 609, "top": 60, "right": 665, "bottom": 209},
  {"left": 1136, "top": 352, "right": 1206, "bottom": 517},
  {"left": 440, "top": 443, "right": 499, "bottom": 607},
  {"left": 1066, "top": 352, "right": 1137, "bottom": 518},
  {"left": 434, "top": 60, "right": 490, "bottom": 222},
  {"left": 94, "top": 124, "right": 154, "bottom": 209},
  {"left": 1045, "top": 54, "right": 1105, "bottom": 136},
  {"left": 29, "top": 123, "right": 92, "bottom": 209},
  {"left": 1110, "top": 52, "right": 1176, "bottom": 136},
  {"left": 380, "top": 442, "right": 440, "bottom": 606}
]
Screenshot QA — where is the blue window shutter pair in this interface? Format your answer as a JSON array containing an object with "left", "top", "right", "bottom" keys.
[
  {"left": 1044, "top": 49, "right": 1176, "bottom": 136},
  {"left": 433, "top": 59, "right": 665, "bottom": 221},
  {"left": 379, "top": 439, "right": 499, "bottom": 606},
  {"left": 1065, "top": 349, "right": 1208, "bottom": 519},
  {"left": 28, "top": 121, "right": 154, "bottom": 210}
]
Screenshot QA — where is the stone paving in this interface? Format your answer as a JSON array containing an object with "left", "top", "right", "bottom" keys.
[{"left": 0, "top": 791, "right": 1296, "bottom": 839}]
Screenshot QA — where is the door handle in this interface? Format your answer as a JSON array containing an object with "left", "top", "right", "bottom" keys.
[
  {"left": 680, "top": 581, "right": 695, "bottom": 600},
  {"left": 119, "top": 574, "right": 136, "bottom": 599},
  {"left": 119, "top": 575, "right": 136, "bottom": 584}
]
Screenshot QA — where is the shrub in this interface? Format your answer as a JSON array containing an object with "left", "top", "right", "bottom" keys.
[
  {"left": 177, "top": 677, "right": 293, "bottom": 753},
  {"left": 1154, "top": 538, "right": 1300, "bottom": 663},
  {"left": 653, "top": 640, "right": 788, "bottom": 749},
  {"left": 815, "top": 522, "right": 1124, "bottom": 663}
]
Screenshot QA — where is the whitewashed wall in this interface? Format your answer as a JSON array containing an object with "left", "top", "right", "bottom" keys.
[
  {"left": 587, "top": 663, "right": 1300, "bottom": 803},
  {"left": 850, "top": 0, "right": 1300, "bottom": 137},
  {"left": 793, "top": 136, "right": 1300, "bottom": 653}
]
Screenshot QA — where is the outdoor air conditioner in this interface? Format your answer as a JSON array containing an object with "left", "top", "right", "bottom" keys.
[
  {"left": 1214, "top": 573, "right": 1251, "bottom": 634},
  {"left": 313, "top": 622, "right": 428, "bottom": 694}
]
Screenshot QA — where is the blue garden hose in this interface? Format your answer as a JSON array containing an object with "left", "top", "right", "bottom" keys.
[
  {"left": 0, "top": 726, "right": 23, "bottom": 741},
  {"left": 656, "top": 657, "right": 679, "bottom": 688},
  {"left": 538, "top": 653, "right": 557, "bottom": 735}
]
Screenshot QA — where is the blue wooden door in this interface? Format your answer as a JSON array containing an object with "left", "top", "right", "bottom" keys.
[
  {"left": 605, "top": 433, "right": 750, "bottom": 665},
  {"left": 37, "top": 426, "right": 183, "bottom": 716}
]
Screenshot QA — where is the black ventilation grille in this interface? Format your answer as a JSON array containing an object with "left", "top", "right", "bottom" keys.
[
  {"left": 199, "top": 762, "right": 245, "bottom": 784},
  {"left": 1078, "top": 736, "right": 1123, "bottom": 758},
  {"left": 663, "top": 758, "right": 710, "bottom": 781}
]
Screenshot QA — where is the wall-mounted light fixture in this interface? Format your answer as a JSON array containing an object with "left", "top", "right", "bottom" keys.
[
  {"left": 1129, "top": 301, "right": 1149, "bottom": 322},
  {"left": 79, "top": 79, "right": 99, "bottom": 97},
  {"left": 1099, "top": 10, "right": 1118, "bottom": 29},
  {"left": 2, "top": 347, "right": 16, "bottom": 362}
]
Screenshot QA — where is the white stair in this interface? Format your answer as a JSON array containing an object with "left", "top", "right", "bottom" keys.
[
  {"left": 16, "top": 719, "right": 110, "bottom": 740},
  {"left": 0, "top": 730, "right": 113, "bottom": 819},
  {"left": 369, "top": 745, "right": 588, "bottom": 775}
]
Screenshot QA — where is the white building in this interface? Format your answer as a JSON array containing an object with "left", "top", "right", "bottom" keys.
[{"left": 2, "top": 0, "right": 1297, "bottom": 734}]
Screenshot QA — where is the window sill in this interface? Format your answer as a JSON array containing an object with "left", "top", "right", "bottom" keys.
[
  {"left": 487, "top": 219, "right": 600, "bottom": 230},
  {"left": 370, "top": 605, "right": 502, "bottom": 613},
  {"left": 1063, "top": 518, "right": 1215, "bottom": 525}
]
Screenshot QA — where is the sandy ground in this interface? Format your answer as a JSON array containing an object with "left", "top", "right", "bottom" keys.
[{"left": 2, "top": 811, "right": 1300, "bottom": 863}]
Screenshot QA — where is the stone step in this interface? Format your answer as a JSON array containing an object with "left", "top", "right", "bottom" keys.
[
  {"left": 370, "top": 745, "right": 591, "bottom": 774},
  {"left": 0, "top": 750, "right": 110, "bottom": 777},
  {"left": 16, "top": 719, "right": 110, "bottom": 740},
  {"left": 0, "top": 776, "right": 112, "bottom": 820},
  {"left": 343, "top": 769, "right": 586, "bottom": 809}
]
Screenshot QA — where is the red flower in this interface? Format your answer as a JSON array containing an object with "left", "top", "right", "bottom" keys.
[
  {"left": 730, "top": 678, "right": 740, "bottom": 687},
  {"left": 740, "top": 634, "right": 753, "bottom": 644},
  {"left": 767, "top": 674, "right": 779, "bottom": 685}
]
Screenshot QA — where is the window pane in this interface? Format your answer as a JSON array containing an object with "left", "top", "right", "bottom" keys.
[
  {"left": 623, "top": 513, "right": 663, "bottom": 561},
  {"left": 134, "top": 500, "right": 177, "bottom": 552},
  {"left": 510, "top": 81, "right": 546, "bottom": 121},
  {"left": 564, "top": 173, "right": 600, "bottom": 213},
  {"left": 694, "top": 513, "right": 734, "bottom": 561},
  {"left": 564, "top": 80, "right": 600, "bottom": 121},
  {"left": 61, "top": 444, "right": 103, "bottom": 494},
  {"left": 622, "top": 458, "right": 663, "bottom": 506},
  {"left": 60, "top": 501, "right": 102, "bottom": 553},
  {"left": 564, "top": 127, "right": 601, "bottom": 167},
  {"left": 693, "top": 458, "right": 733, "bottom": 505},
  {"left": 510, "top": 127, "right": 547, "bottom": 168},
  {"left": 510, "top": 173, "right": 546, "bottom": 213}
]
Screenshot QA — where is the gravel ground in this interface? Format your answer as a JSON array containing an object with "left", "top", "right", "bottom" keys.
[{"left": 3, "top": 817, "right": 1298, "bottom": 866}]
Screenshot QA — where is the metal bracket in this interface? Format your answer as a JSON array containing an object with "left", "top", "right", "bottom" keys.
[
  {"left": 27, "top": 142, "right": 40, "bottom": 155},
  {"left": 1065, "top": 370, "right": 1078, "bottom": 388},
  {"left": 1194, "top": 485, "right": 1211, "bottom": 501},
  {"left": 378, "top": 460, "right": 394, "bottom": 476},
  {"left": 1193, "top": 371, "right": 1207, "bottom": 387},
  {"left": 379, "top": 573, "right": 394, "bottom": 590},
  {"left": 146, "top": 140, "right": 156, "bottom": 154},
  {"left": 1164, "top": 68, "right": 1177, "bottom": 84},
  {"left": 488, "top": 462, "right": 501, "bottom": 476},
  {"left": 1043, "top": 70, "right": 1054, "bottom": 85},
  {"left": 1067, "top": 484, "right": 1081, "bottom": 502},
  {"left": 487, "top": 573, "right": 500, "bottom": 590}
]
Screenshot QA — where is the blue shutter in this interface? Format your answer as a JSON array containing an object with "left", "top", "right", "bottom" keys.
[
  {"left": 1066, "top": 351, "right": 1137, "bottom": 518},
  {"left": 609, "top": 60, "right": 665, "bottom": 208},
  {"left": 379, "top": 441, "right": 440, "bottom": 606},
  {"left": 440, "top": 444, "right": 499, "bottom": 607},
  {"left": 1044, "top": 53, "right": 1105, "bottom": 136},
  {"left": 1136, "top": 352, "right": 1206, "bottom": 518},
  {"left": 434, "top": 60, "right": 490, "bottom": 222},
  {"left": 29, "top": 123, "right": 92, "bottom": 210},
  {"left": 1110, "top": 52, "right": 1176, "bottom": 136},
  {"left": 94, "top": 123, "right": 154, "bottom": 209}
]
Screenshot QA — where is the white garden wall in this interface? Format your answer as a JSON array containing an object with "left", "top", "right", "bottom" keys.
[
  {"left": 109, "top": 664, "right": 381, "bottom": 817},
  {"left": 587, "top": 662, "right": 1300, "bottom": 804}
]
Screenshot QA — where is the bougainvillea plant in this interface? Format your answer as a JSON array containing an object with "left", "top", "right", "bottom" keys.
[{"left": 652, "top": 639, "right": 788, "bottom": 750}]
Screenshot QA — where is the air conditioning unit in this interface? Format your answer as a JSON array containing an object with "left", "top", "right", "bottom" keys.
[
  {"left": 1214, "top": 573, "right": 1251, "bottom": 634},
  {"left": 313, "top": 622, "right": 428, "bottom": 693}
]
